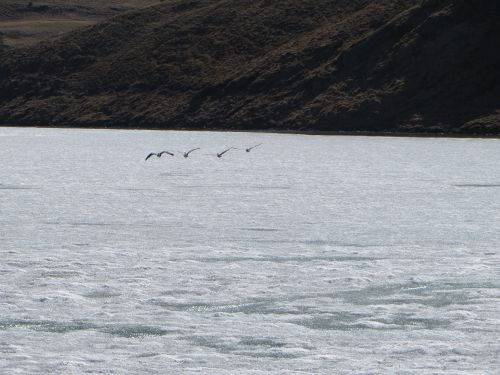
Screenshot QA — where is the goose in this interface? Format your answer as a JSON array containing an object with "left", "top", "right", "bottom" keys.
[
  {"left": 180, "top": 148, "right": 201, "bottom": 158},
  {"left": 217, "top": 147, "right": 236, "bottom": 158},
  {"left": 145, "top": 151, "right": 175, "bottom": 160},
  {"left": 245, "top": 143, "right": 262, "bottom": 152}
]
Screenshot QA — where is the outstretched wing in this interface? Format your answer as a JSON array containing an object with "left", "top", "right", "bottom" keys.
[
  {"left": 186, "top": 148, "right": 201, "bottom": 156},
  {"left": 248, "top": 143, "right": 262, "bottom": 151},
  {"left": 219, "top": 147, "right": 234, "bottom": 157},
  {"left": 159, "top": 151, "right": 174, "bottom": 156},
  {"left": 145, "top": 153, "right": 155, "bottom": 160}
]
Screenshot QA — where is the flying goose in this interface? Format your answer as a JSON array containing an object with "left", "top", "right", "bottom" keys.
[
  {"left": 217, "top": 147, "right": 236, "bottom": 158},
  {"left": 180, "top": 148, "right": 201, "bottom": 158},
  {"left": 145, "top": 151, "right": 175, "bottom": 160},
  {"left": 245, "top": 143, "right": 262, "bottom": 152}
]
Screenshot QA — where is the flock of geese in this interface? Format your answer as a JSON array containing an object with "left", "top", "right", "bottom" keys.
[{"left": 145, "top": 143, "right": 262, "bottom": 160}]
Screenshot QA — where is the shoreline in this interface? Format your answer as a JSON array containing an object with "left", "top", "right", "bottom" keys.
[{"left": 1, "top": 123, "right": 499, "bottom": 139}]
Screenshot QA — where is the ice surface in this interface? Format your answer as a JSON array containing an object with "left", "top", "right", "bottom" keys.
[{"left": 0, "top": 127, "right": 499, "bottom": 374}]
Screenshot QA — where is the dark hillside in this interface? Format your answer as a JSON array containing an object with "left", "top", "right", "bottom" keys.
[{"left": 0, "top": 0, "right": 499, "bottom": 134}]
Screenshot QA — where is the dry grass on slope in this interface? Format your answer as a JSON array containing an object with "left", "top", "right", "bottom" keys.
[
  {"left": 0, "top": 0, "right": 499, "bottom": 134},
  {"left": 0, "top": 0, "right": 159, "bottom": 46}
]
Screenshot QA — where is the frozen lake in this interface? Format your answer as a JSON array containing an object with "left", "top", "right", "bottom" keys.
[{"left": 0, "top": 127, "right": 499, "bottom": 374}]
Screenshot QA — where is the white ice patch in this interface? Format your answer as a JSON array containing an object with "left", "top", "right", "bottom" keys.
[{"left": 0, "top": 127, "right": 499, "bottom": 374}]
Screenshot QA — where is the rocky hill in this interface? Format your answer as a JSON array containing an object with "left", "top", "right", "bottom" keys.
[{"left": 0, "top": 0, "right": 499, "bottom": 134}]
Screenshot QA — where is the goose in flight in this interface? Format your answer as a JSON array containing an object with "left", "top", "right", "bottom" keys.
[
  {"left": 145, "top": 151, "right": 175, "bottom": 160},
  {"left": 217, "top": 147, "right": 236, "bottom": 158},
  {"left": 245, "top": 143, "right": 262, "bottom": 152},
  {"left": 180, "top": 148, "right": 201, "bottom": 158}
]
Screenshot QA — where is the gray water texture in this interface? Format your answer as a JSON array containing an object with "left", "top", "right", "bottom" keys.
[{"left": 0, "top": 127, "right": 499, "bottom": 374}]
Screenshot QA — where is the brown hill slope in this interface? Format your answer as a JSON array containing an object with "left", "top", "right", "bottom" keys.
[
  {"left": 0, "top": 0, "right": 159, "bottom": 46},
  {"left": 0, "top": 0, "right": 499, "bottom": 134}
]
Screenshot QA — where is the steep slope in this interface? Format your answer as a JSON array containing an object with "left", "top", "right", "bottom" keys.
[{"left": 0, "top": 0, "right": 499, "bottom": 134}]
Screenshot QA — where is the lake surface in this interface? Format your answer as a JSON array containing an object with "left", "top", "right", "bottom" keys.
[{"left": 0, "top": 127, "right": 499, "bottom": 374}]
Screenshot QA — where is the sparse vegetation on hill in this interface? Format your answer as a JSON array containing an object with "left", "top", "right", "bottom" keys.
[
  {"left": 0, "top": 0, "right": 159, "bottom": 46},
  {"left": 0, "top": 0, "right": 499, "bottom": 134}
]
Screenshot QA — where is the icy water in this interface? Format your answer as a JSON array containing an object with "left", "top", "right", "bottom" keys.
[{"left": 0, "top": 127, "right": 499, "bottom": 374}]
